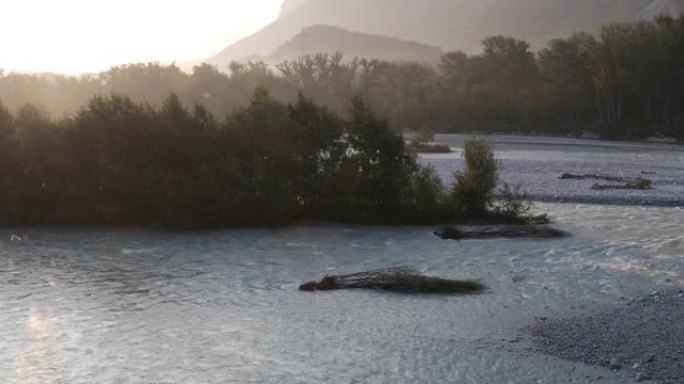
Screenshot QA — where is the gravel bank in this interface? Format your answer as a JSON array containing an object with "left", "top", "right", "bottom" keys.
[
  {"left": 424, "top": 157, "right": 684, "bottom": 207},
  {"left": 419, "top": 134, "right": 684, "bottom": 207},
  {"left": 529, "top": 291, "right": 684, "bottom": 383}
]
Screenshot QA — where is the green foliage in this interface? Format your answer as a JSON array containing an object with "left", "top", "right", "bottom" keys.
[
  {"left": 338, "top": 96, "right": 418, "bottom": 222},
  {"left": 418, "top": 123, "right": 435, "bottom": 144},
  {"left": 0, "top": 89, "right": 541, "bottom": 227},
  {"left": 0, "top": 90, "right": 466, "bottom": 227},
  {"left": 409, "top": 123, "right": 436, "bottom": 148},
  {"left": 489, "top": 183, "right": 548, "bottom": 224},
  {"left": 452, "top": 139, "right": 498, "bottom": 216}
]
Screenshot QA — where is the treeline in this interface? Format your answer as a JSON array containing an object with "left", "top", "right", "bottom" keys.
[
  {"left": 2, "top": 16, "right": 683, "bottom": 140},
  {"left": 0, "top": 89, "right": 528, "bottom": 228}
]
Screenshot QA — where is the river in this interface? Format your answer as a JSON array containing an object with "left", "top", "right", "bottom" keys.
[{"left": 1, "top": 136, "right": 683, "bottom": 383}]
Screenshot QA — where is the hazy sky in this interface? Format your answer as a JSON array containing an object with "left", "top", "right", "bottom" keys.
[{"left": 0, "top": 0, "right": 283, "bottom": 74}]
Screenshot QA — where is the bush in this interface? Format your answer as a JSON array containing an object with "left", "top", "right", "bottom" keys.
[{"left": 452, "top": 138, "right": 498, "bottom": 216}]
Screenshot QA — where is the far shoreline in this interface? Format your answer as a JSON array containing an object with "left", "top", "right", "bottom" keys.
[
  {"left": 421, "top": 134, "right": 684, "bottom": 209},
  {"left": 426, "top": 132, "right": 684, "bottom": 151}
]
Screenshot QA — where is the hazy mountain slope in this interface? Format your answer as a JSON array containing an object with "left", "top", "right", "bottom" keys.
[
  {"left": 638, "top": 0, "right": 684, "bottom": 17},
  {"left": 280, "top": 0, "right": 310, "bottom": 17},
  {"left": 209, "top": 0, "right": 683, "bottom": 64},
  {"left": 268, "top": 25, "right": 443, "bottom": 63}
]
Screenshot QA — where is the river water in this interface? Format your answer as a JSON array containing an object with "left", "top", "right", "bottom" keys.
[{"left": 1, "top": 137, "right": 683, "bottom": 384}]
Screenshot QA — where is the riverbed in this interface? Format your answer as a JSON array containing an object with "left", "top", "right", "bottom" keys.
[
  {"left": 1, "top": 136, "right": 683, "bottom": 383},
  {"left": 425, "top": 134, "right": 684, "bottom": 206}
]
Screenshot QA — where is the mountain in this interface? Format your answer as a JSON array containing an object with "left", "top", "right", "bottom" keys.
[
  {"left": 639, "top": 0, "right": 684, "bottom": 17},
  {"left": 280, "top": 0, "right": 309, "bottom": 17},
  {"left": 268, "top": 25, "right": 443, "bottom": 63},
  {"left": 209, "top": 0, "right": 684, "bottom": 64}
]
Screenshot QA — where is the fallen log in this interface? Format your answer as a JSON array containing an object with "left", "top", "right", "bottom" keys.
[
  {"left": 560, "top": 173, "right": 634, "bottom": 182},
  {"left": 592, "top": 179, "right": 652, "bottom": 190},
  {"left": 299, "top": 267, "right": 484, "bottom": 294},
  {"left": 560, "top": 173, "right": 653, "bottom": 190}
]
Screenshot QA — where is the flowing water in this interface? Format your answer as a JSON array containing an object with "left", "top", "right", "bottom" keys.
[{"left": 1, "top": 137, "right": 683, "bottom": 384}]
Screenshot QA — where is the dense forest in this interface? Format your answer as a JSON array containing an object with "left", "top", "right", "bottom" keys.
[
  {"left": 0, "top": 88, "right": 532, "bottom": 228},
  {"left": 2, "top": 16, "right": 683, "bottom": 140}
]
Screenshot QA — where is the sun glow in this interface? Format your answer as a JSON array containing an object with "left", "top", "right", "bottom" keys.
[{"left": 0, "top": 0, "right": 282, "bottom": 74}]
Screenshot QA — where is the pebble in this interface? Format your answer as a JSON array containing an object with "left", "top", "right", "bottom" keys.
[
  {"left": 530, "top": 292, "right": 684, "bottom": 384},
  {"left": 608, "top": 358, "right": 621, "bottom": 371}
]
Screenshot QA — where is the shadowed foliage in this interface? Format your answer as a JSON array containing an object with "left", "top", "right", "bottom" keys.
[{"left": 0, "top": 90, "right": 533, "bottom": 228}]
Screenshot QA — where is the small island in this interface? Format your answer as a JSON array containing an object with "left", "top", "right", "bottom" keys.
[
  {"left": 407, "top": 124, "right": 453, "bottom": 154},
  {"left": 299, "top": 267, "right": 485, "bottom": 294}
]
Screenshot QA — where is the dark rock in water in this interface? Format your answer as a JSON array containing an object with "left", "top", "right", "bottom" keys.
[
  {"left": 434, "top": 226, "right": 463, "bottom": 240},
  {"left": 299, "top": 282, "right": 318, "bottom": 291},
  {"left": 435, "top": 225, "right": 569, "bottom": 240},
  {"left": 608, "top": 358, "right": 622, "bottom": 371}
]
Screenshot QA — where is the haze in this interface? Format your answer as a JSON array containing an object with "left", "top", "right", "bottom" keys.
[{"left": 0, "top": 0, "right": 282, "bottom": 74}]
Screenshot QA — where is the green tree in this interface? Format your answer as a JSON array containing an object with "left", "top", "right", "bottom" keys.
[{"left": 452, "top": 139, "right": 498, "bottom": 217}]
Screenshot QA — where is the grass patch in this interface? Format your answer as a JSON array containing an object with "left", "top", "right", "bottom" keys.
[
  {"left": 435, "top": 225, "right": 569, "bottom": 240},
  {"left": 299, "top": 267, "right": 484, "bottom": 294}
]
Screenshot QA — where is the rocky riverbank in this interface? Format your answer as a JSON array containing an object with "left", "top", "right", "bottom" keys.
[{"left": 529, "top": 291, "right": 684, "bottom": 383}]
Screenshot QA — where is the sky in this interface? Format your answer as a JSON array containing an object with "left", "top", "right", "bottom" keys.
[{"left": 0, "top": 0, "right": 283, "bottom": 74}]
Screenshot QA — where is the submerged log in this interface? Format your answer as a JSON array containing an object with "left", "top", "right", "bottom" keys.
[
  {"left": 299, "top": 267, "right": 484, "bottom": 294},
  {"left": 560, "top": 173, "right": 627, "bottom": 182},
  {"left": 592, "top": 178, "right": 652, "bottom": 190},
  {"left": 435, "top": 225, "right": 569, "bottom": 240},
  {"left": 560, "top": 173, "right": 653, "bottom": 190}
]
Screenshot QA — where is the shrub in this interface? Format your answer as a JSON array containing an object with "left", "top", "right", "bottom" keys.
[
  {"left": 491, "top": 184, "right": 528, "bottom": 220},
  {"left": 452, "top": 138, "right": 498, "bottom": 216}
]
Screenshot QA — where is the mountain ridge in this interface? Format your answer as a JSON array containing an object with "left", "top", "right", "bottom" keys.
[
  {"left": 209, "top": 0, "right": 684, "bottom": 64},
  {"left": 268, "top": 24, "right": 443, "bottom": 63}
]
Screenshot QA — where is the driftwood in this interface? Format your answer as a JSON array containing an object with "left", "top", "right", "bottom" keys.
[
  {"left": 591, "top": 179, "right": 652, "bottom": 190},
  {"left": 435, "top": 225, "right": 569, "bottom": 240},
  {"left": 299, "top": 267, "right": 484, "bottom": 294},
  {"left": 560, "top": 173, "right": 653, "bottom": 190}
]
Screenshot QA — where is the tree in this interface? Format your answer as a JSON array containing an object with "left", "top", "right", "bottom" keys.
[
  {"left": 342, "top": 96, "right": 417, "bottom": 221},
  {"left": 452, "top": 139, "right": 498, "bottom": 217}
]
